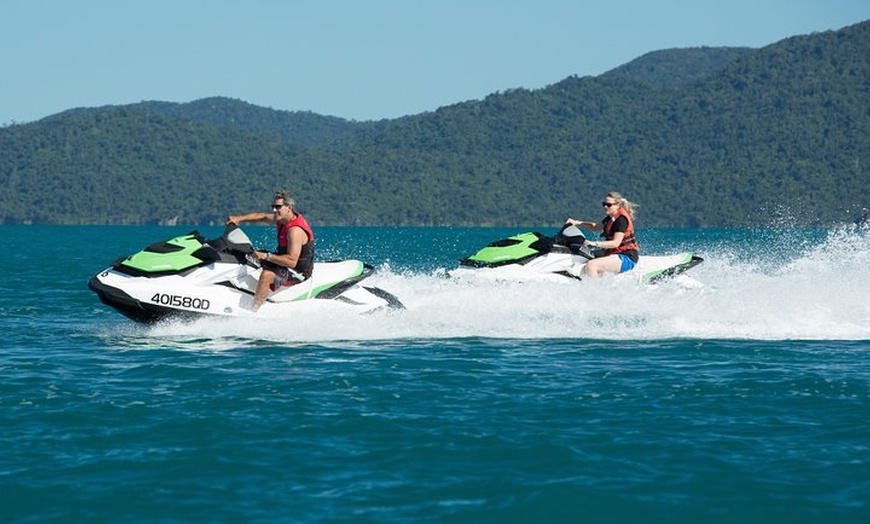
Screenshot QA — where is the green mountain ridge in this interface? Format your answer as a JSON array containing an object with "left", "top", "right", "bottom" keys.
[
  {"left": 2, "top": 21, "right": 867, "bottom": 227},
  {"left": 600, "top": 46, "right": 755, "bottom": 88}
]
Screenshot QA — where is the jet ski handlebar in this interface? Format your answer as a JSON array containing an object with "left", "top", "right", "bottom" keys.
[
  {"left": 555, "top": 224, "right": 595, "bottom": 260},
  {"left": 220, "top": 224, "right": 255, "bottom": 254}
]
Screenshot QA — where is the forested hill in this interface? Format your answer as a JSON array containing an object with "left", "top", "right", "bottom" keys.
[
  {"left": 600, "top": 47, "right": 754, "bottom": 88},
  {"left": 1, "top": 20, "right": 867, "bottom": 227}
]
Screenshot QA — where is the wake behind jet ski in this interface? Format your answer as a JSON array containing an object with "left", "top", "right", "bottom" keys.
[
  {"left": 450, "top": 225, "right": 703, "bottom": 284},
  {"left": 88, "top": 225, "right": 404, "bottom": 323}
]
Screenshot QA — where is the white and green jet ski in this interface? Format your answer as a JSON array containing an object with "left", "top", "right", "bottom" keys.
[
  {"left": 89, "top": 225, "right": 404, "bottom": 323},
  {"left": 450, "top": 225, "right": 703, "bottom": 284}
]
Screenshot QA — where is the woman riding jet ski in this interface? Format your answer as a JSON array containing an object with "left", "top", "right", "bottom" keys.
[
  {"left": 88, "top": 225, "right": 404, "bottom": 323},
  {"left": 451, "top": 224, "right": 703, "bottom": 284}
]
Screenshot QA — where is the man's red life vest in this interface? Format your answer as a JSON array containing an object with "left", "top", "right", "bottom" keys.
[{"left": 276, "top": 213, "right": 315, "bottom": 278}]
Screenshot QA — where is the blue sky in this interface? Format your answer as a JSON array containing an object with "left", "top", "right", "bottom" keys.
[{"left": 2, "top": 0, "right": 867, "bottom": 125}]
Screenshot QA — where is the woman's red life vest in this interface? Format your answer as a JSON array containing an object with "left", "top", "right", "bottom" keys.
[
  {"left": 276, "top": 213, "right": 315, "bottom": 278},
  {"left": 602, "top": 208, "right": 639, "bottom": 255}
]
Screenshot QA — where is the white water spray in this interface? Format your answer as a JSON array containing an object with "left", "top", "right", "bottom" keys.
[{"left": 148, "top": 226, "right": 870, "bottom": 343}]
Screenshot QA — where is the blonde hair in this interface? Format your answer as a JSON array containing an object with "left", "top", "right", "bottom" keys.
[{"left": 607, "top": 191, "right": 637, "bottom": 219}]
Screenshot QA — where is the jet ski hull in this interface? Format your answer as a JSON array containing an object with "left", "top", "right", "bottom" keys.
[
  {"left": 88, "top": 227, "right": 404, "bottom": 323},
  {"left": 452, "top": 228, "right": 703, "bottom": 284},
  {"left": 449, "top": 252, "right": 703, "bottom": 283}
]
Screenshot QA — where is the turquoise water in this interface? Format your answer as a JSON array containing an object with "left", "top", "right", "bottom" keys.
[{"left": 1, "top": 225, "right": 868, "bottom": 523}]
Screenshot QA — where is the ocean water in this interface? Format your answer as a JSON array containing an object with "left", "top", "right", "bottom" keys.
[{"left": 1, "top": 224, "right": 868, "bottom": 523}]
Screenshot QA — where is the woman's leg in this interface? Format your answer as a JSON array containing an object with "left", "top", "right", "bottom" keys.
[{"left": 583, "top": 254, "right": 624, "bottom": 278}]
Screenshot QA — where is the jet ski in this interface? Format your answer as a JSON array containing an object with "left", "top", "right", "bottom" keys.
[
  {"left": 88, "top": 225, "right": 404, "bottom": 323},
  {"left": 450, "top": 225, "right": 703, "bottom": 284}
]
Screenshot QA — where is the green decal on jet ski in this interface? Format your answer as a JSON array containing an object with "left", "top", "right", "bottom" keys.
[
  {"left": 639, "top": 253, "right": 703, "bottom": 284},
  {"left": 460, "top": 232, "right": 552, "bottom": 267},
  {"left": 295, "top": 260, "right": 367, "bottom": 300},
  {"left": 119, "top": 233, "right": 208, "bottom": 274}
]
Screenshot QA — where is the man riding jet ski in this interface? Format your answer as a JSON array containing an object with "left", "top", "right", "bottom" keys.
[
  {"left": 88, "top": 225, "right": 404, "bottom": 323},
  {"left": 451, "top": 225, "right": 703, "bottom": 284}
]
